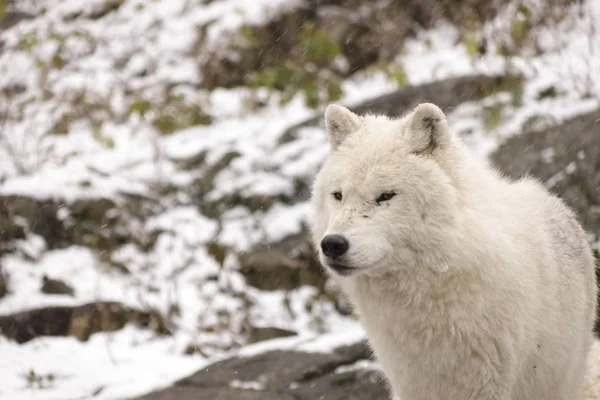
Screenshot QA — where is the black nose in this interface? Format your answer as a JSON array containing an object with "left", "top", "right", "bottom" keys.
[{"left": 321, "top": 235, "right": 349, "bottom": 258}]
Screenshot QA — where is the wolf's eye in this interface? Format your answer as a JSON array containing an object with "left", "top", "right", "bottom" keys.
[
  {"left": 332, "top": 191, "right": 343, "bottom": 201},
  {"left": 376, "top": 192, "right": 396, "bottom": 203}
]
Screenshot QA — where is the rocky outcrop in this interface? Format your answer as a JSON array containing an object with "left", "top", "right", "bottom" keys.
[
  {"left": 280, "top": 74, "right": 522, "bottom": 142},
  {"left": 0, "top": 194, "right": 158, "bottom": 257},
  {"left": 0, "top": 266, "right": 6, "bottom": 299},
  {"left": 0, "top": 302, "right": 170, "bottom": 343},
  {"left": 41, "top": 275, "right": 75, "bottom": 296},
  {"left": 238, "top": 233, "right": 325, "bottom": 291},
  {"left": 0, "top": 10, "right": 35, "bottom": 31},
  {"left": 136, "top": 338, "right": 387, "bottom": 400},
  {"left": 0, "top": 195, "right": 118, "bottom": 250},
  {"left": 247, "top": 326, "right": 297, "bottom": 344},
  {"left": 491, "top": 109, "right": 600, "bottom": 240},
  {"left": 491, "top": 109, "right": 600, "bottom": 334},
  {"left": 199, "top": 1, "right": 504, "bottom": 91}
]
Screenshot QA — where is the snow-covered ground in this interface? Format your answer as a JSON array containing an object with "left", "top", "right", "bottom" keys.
[{"left": 0, "top": 0, "right": 599, "bottom": 399}]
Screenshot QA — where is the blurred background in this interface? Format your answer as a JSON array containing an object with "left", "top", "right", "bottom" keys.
[{"left": 0, "top": 0, "right": 598, "bottom": 399}]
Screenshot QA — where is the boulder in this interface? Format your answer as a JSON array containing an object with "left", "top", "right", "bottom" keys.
[
  {"left": 41, "top": 275, "right": 75, "bottom": 296},
  {"left": 198, "top": 1, "right": 504, "bottom": 91},
  {"left": 238, "top": 233, "right": 326, "bottom": 291},
  {"left": 0, "top": 194, "right": 157, "bottom": 256},
  {"left": 0, "top": 266, "right": 6, "bottom": 299},
  {"left": 280, "top": 74, "right": 522, "bottom": 142},
  {"left": 491, "top": 109, "right": 600, "bottom": 334},
  {"left": 135, "top": 338, "right": 388, "bottom": 400},
  {"left": 0, "top": 301, "right": 170, "bottom": 343},
  {"left": 0, "top": 195, "right": 119, "bottom": 250},
  {"left": 0, "top": 11, "right": 35, "bottom": 31},
  {"left": 247, "top": 326, "right": 296, "bottom": 344},
  {"left": 491, "top": 109, "right": 600, "bottom": 241}
]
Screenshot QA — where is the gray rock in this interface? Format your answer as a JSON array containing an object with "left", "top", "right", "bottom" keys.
[
  {"left": 135, "top": 339, "right": 388, "bottom": 400},
  {"left": 0, "top": 11, "right": 35, "bottom": 31},
  {"left": 0, "top": 265, "right": 6, "bottom": 299},
  {"left": 281, "top": 74, "right": 522, "bottom": 142},
  {"left": 41, "top": 275, "right": 75, "bottom": 296},
  {"left": 491, "top": 109, "right": 600, "bottom": 240},
  {"left": 0, "top": 195, "right": 118, "bottom": 250},
  {"left": 491, "top": 109, "right": 600, "bottom": 334},
  {"left": 0, "top": 302, "right": 170, "bottom": 343},
  {"left": 247, "top": 326, "right": 296, "bottom": 344},
  {"left": 199, "top": 1, "right": 504, "bottom": 91},
  {"left": 238, "top": 233, "right": 326, "bottom": 291}
]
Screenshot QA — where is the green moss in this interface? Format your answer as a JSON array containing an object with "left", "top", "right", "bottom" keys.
[
  {"left": 51, "top": 52, "right": 65, "bottom": 69},
  {"left": 241, "top": 16, "right": 344, "bottom": 109},
  {"left": 326, "top": 78, "right": 343, "bottom": 102},
  {"left": 510, "top": 3, "right": 532, "bottom": 49},
  {"left": 461, "top": 14, "right": 484, "bottom": 59},
  {"left": 482, "top": 103, "right": 504, "bottom": 131},
  {"left": 93, "top": 131, "right": 115, "bottom": 148},
  {"left": 239, "top": 25, "right": 257, "bottom": 43},
  {"left": 152, "top": 114, "right": 176, "bottom": 135},
  {"left": 510, "top": 20, "right": 528, "bottom": 48},
  {"left": 151, "top": 104, "right": 212, "bottom": 135},
  {"left": 248, "top": 63, "right": 343, "bottom": 109},
  {"left": 50, "top": 112, "right": 75, "bottom": 135},
  {"left": 521, "top": 113, "right": 556, "bottom": 132},
  {"left": 388, "top": 63, "right": 409, "bottom": 88},
  {"left": 128, "top": 99, "right": 152, "bottom": 117},
  {"left": 49, "top": 31, "right": 67, "bottom": 42},
  {"left": 20, "top": 32, "right": 39, "bottom": 52},
  {"left": 464, "top": 30, "right": 480, "bottom": 59},
  {"left": 300, "top": 21, "right": 341, "bottom": 65},
  {"left": 486, "top": 74, "right": 525, "bottom": 107},
  {"left": 129, "top": 96, "right": 212, "bottom": 135}
]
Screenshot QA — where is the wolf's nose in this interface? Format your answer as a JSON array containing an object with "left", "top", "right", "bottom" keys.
[{"left": 321, "top": 235, "right": 349, "bottom": 258}]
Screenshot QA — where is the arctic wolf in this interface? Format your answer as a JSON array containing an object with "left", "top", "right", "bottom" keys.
[{"left": 310, "top": 103, "right": 597, "bottom": 400}]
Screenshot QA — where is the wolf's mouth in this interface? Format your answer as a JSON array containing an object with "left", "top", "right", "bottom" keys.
[{"left": 327, "top": 262, "right": 357, "bottom": 276}]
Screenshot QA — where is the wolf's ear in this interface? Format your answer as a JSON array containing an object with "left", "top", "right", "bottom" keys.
[
  {"left": 325, "top": 104, "right": 361, "bottom": 150},
  {"left": 405, "top": 103, "right": 449, "bottom": 154}
]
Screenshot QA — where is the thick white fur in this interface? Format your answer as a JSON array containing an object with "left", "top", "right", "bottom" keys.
[
  {"left": 584, "top": 340, "right": 600, "bottom": 399},
  {"left": 310, "top": 103, "right": 598, "bottom": 400}
]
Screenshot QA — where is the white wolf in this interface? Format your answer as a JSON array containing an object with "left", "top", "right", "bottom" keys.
[{"left": 309, "top": 102, "right": 598, "bottom": 400}]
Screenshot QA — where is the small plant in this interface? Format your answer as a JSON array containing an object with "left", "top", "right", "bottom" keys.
[
  {"left": 23, "top": 369, "right": 56, "bottom": 389},
  {"left": 463, "top": 15, "right": 483, "bottom": 59},
  {"left": 127, "top": 96, "right": 212, "bottom": 135},
  {"left": 92, "top": 131, "right": 115, "bottom": 149},
  {"left": 242, "top": 20, "right": 344, "bottom": 109},
  {"left": 300, "top": 21, "right": 341, "bottom": 66},
  {"left": 510, "top": 3, "right": 533, "bottom": 49},
  {"left": 386, "top": 63, "right": 409, "bottom": 88},
  {"left": 20, "top": 32, "right": 39, "bottom": 52},
  {"left": 247, "top": 63, "right": 343, "bottom": 109},
  {"left": 482, "top": 102, "right": 505, "bottom": 131},
  {"left": 127, "top": 99, "right": 152, "bottom": 117}
]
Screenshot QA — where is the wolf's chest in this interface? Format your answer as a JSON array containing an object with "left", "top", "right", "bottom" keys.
[{"left": 343, "top": 274, "right": 480, "bottom": 348}]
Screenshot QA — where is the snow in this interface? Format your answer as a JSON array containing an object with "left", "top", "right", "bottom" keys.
[
  {"left": 0, "top": 327, "right": 206, "bottom": 400},
  {"left": 0, "top": 0, "right": 599, "bottom": 399}
]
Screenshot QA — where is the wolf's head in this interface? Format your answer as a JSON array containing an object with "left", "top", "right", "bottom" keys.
[{"left": 310, "top": 103, "right": 464, "bottom": 278}]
